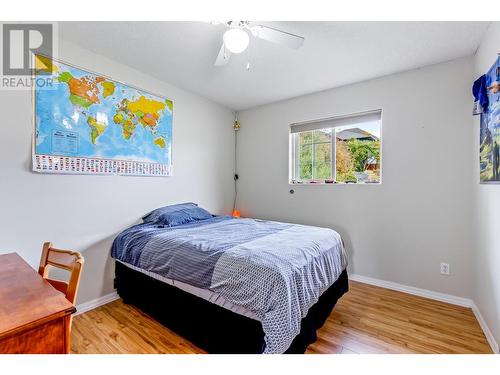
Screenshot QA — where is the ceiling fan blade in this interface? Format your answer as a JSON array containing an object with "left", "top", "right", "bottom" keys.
[
  {"left": 214, "top": 43, "right": 231, "bottom": 66},
  {"left": 250, "top": 25, "right": 304, "bottom": 49}
]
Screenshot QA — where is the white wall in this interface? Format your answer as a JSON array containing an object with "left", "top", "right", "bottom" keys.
[
  {"left": 237, "top": 57, "right": 475, "bottom": 298},
  {"left": 472, "top": 22, "right": 500, "bottom": 348},
  {"left": 0, "top": 39, "right": 235, "bottom": 304}
]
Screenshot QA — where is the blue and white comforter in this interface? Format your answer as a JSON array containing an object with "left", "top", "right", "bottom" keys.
[{"left": 111, "top": 216, "right": 347, "bottom": 353}]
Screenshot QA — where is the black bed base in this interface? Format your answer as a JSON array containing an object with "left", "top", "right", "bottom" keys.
[{"left": 115, "top": 261, "right": 349, "bottom": 354}]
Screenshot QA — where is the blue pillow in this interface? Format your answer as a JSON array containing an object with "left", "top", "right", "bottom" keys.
[{"left": 142, "top": 203, "right": 213, "bottom": 226}]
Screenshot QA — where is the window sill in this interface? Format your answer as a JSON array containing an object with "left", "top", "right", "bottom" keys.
[{"left": 289, "top": 181, "right": 381, "bottom": 185}]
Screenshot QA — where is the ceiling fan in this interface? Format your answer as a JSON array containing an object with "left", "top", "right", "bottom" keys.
[{"left": 213, "top": 21, "right": 305, "bottom": 67}]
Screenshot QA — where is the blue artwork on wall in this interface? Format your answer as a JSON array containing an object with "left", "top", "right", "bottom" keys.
[{"left": 479, "top": 56, "right": 500, "bottom": 183}]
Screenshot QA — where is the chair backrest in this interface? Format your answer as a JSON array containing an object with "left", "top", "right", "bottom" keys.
[{"left": 38, "top": 242, "right": 84, "bottom": 305}]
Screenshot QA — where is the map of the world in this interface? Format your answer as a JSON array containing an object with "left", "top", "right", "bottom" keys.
[{"left": 34, "top": 56, "right": 173, "bottom": 176}]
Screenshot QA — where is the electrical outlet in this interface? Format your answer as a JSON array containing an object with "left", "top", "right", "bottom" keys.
[{"left": 440, "top": 263, "right": 450, "bottom": 276}]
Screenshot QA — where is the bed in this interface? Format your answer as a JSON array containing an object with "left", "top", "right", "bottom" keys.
[{"left": 111, "top": 204, "right": 348, "bottom": 354}]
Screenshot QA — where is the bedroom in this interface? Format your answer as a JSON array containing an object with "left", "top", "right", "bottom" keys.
[{"left": 0, "top": 1, "right": 499, "bottom": 373}]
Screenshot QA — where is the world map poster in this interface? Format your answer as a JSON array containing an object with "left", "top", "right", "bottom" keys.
[{"left": 33, "top": 56, "right": 173, "bottom": 176}]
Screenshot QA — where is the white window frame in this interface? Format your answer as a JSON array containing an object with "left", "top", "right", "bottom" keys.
[{"left": 289, "top": 109, "right": 382, "bottom": 184}]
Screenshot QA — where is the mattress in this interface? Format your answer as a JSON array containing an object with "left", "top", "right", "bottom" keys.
[{"left": 116, "top": 259, "right": 258, "bottom": 320}]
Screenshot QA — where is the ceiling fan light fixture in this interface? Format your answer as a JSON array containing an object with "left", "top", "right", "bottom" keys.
[{"left": 223, "top": 28, "right": 249, "bottom": 54}]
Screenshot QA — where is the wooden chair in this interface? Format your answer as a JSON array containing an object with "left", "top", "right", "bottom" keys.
[{"left": 38, "top": 242, "right": 84, "bottom": 305}]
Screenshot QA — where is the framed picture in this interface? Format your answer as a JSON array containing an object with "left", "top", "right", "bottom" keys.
[{"left": 479, "top": 56, "right": 500, "bottom": 183}]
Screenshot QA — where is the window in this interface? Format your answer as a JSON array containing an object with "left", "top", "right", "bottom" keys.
[{"left": 290, "top": 110, "right": 381, "bottom": 184}]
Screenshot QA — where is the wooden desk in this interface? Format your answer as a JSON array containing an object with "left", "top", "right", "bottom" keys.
[{"left": 0, "top": 253, "right": 76, "bottom": 353}]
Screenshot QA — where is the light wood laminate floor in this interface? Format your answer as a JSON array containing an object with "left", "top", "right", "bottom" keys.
[{"left": 71, "top": 280, "right": 492, "bottom": 354}]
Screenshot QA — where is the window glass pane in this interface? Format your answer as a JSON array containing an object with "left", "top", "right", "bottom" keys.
[
  {"left": 313, "top": 128, "right": 332, "bottom": 143},
  {"left": 335, "top": 121, "right": 381, "bottom": 183},
  {"left": 313, "top": 143, "right": 332, "bottom": 180},
  {"left": 299, "top": 131, "right": 312, "bottom": 144},
  {"left": 299, "top": 144, "right": 312, "bottom": 179}
]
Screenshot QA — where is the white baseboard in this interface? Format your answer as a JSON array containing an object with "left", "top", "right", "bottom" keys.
[
  {"left": 349, "top": 273, "right": 473, "bottom": 307},
  {"left": 350, "top": 273, "right": 498, "bottom": 354},
  {"left": 75, "top": 291, "right": 119, "bottom": 316},
  {"left": 471, "top": 303, "right": 500, "bottom": 354}
]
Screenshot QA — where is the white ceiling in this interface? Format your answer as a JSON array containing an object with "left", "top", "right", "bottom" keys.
[{"left": 59, "top": 21, "right": 489, "bottom": 111}]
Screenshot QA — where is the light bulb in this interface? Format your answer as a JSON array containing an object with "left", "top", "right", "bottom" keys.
[{"left": 223, "top": 28, "right": 249, "bottom": 54}]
